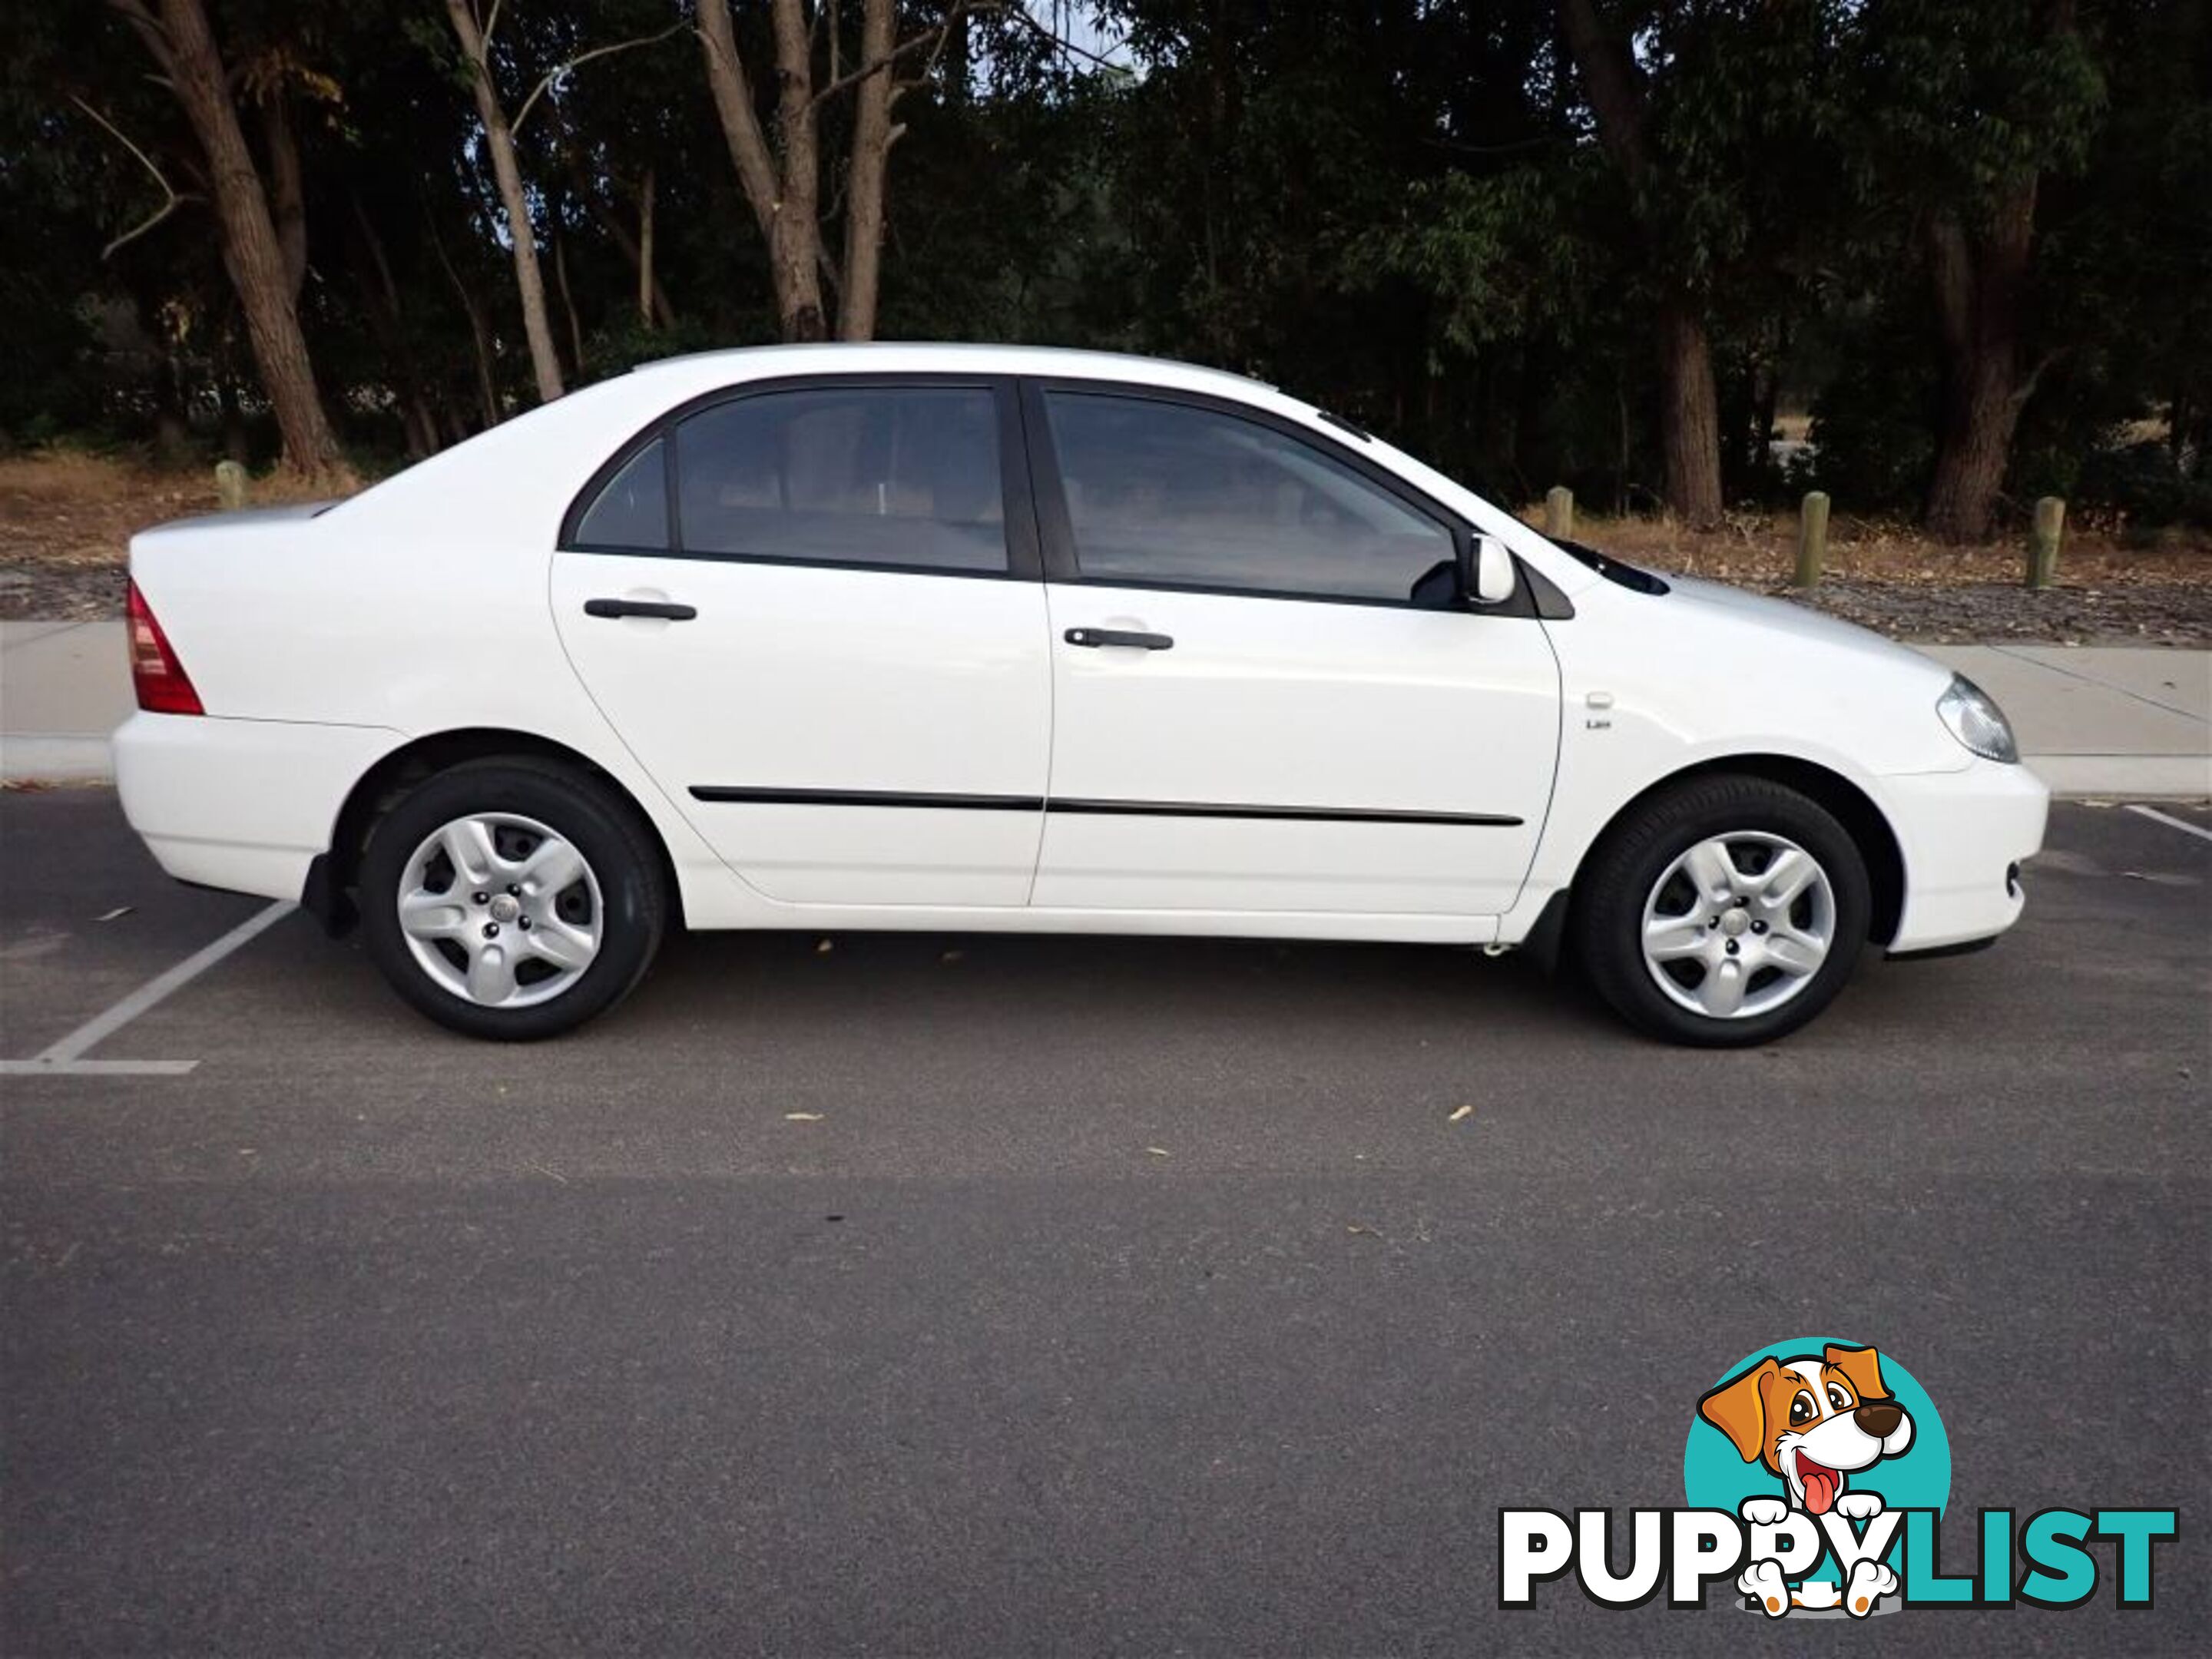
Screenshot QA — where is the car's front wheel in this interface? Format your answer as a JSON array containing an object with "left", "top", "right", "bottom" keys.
[
  {"left": 358, "top": 758, "right": 666, "bottom": 1040},
  {"left": 1573, "top": 774, "right": 1870, "bottom": 1046}
]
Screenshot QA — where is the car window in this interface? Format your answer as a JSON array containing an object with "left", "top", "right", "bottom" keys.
[
  {"left": 573, "top": 435, "right": 669, "bottom": 551},
  {"left": 1042, "top": 392, "right": 1453, "bottom": 602},
  {"left": 674, "top": 387, "right": 1006, "bottom": 571}
]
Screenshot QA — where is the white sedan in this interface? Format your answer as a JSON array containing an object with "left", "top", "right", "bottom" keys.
[{"left": 115, "top": 345, "right": 2047, "bottom": 1045}]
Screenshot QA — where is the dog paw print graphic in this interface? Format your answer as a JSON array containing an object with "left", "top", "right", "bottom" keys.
[{"left": 1684, "top": 1338, "right": 1951, "bottom": 1619}]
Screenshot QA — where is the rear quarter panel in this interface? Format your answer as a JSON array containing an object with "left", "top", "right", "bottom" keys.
[{"left": 124, "top": 374, "right": 737, "bottom": 907}]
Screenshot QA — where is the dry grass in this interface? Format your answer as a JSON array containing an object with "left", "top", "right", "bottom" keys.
[
  {"left": 1518, "top": 505, "right": 2212, "bottom": 589},
  {"left": 0, "top": 447, "right": 352, "bottom": 571}
]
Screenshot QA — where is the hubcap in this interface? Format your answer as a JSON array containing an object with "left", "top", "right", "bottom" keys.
[
  {"left": 1640, "top": 831, "right": 1836, "bottom": 1021},
  {"left": 396, "top": 813, "right": 603, "bottom": 1008}
]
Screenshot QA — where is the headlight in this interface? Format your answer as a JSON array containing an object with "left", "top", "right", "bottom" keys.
[{"left": 1936, "top": 675, "right": 2018, "bottom": 763}]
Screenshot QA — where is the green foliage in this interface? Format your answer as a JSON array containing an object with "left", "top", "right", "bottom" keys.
[{"left": 0, "top": 0, "right": 2203, "bottom": 526}]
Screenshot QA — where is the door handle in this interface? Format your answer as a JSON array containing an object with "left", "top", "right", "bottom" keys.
[
  {"left": 1065, "top": 627, "right": 1173, "bottom": 651},
  {"left": 584, "top": 598, "right": 697, "bottom": 621}
]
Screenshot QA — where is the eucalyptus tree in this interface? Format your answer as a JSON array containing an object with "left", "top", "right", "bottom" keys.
[
  {"left": 1848, "top": 0, "right": 2105, "bottom": 541},
  {"left": 104, "top": 0, "right": 346, "bottom": 478},
  {"left": 435, "top": 1, "right": 684, "bottom": 402}
]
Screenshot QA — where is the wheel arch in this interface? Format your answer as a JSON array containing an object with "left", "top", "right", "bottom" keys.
[
  {"left": 1570, "top": 754, "right": 1906, "bottom": 947},
  {"left": 310, "top": 727, "right": 684, "bottom": 935}
]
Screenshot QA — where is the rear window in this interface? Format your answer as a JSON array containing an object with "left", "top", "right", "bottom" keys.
[{"left": 672, "top": 387, "right": 1007, "bottom": 572}]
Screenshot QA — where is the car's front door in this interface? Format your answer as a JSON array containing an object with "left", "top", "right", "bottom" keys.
[
  {"left": 1025, "top": 384, "right": 1560, "bottom": 916},
  {"left": 551, "top": 377, "right": 1051, "bottom": 906}
]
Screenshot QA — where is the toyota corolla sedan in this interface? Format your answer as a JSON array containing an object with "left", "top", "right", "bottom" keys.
[{"left": 114, "top": 344, "right": 2046, "bottom": 1045}]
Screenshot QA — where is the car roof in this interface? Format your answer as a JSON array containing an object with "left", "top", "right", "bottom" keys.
[{"left": 628, "top": 341, "right": 1276, "bottom": 398}]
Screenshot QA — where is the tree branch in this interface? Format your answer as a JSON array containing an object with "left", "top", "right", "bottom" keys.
[
  {"left": 512, "top": 20, "right": 687, "bottom": 137},
  {"left": 998, "top": 4, "right": 1128, "bottom": 73},
  {"left": 104, "top": 0, "right": 174, "bottom": 79},
  {"left": 810, "top": 5, "right": 974, "bottom": 108},
  {"left": 2012, "top": 346, "right": 2068, "bottom": 410},
  {"left": 71, "top": 94, "right": 191, "bottom": 259}
]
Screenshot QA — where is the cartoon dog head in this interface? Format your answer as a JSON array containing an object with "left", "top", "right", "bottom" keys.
[{"left": 1698, "top": 1343, "right": 1914, "bottom": 1515}]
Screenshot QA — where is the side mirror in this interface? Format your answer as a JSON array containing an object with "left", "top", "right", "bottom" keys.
[{"left": 1472, "top": 535, "right": 1518, "bottom": 606}]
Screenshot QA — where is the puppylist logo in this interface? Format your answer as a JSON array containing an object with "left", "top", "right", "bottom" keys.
[{"left": 1500, "top": 1338, "right": 2176, "bottom": 1618}]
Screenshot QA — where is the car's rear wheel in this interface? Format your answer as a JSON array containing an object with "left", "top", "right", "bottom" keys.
[
  {"left": 359, "top": 759, "right": 665, "bottom": 1040},
  {"left": 1573, "top": 774, "right": 1870, "bottom": 1047}
]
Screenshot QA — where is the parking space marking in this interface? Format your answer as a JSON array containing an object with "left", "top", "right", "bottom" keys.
[
  {"left": 2, "top": 1059, "right": 198, "bottom": 1078},
  {"left": 2125, "top": 803, "right": 2212, "bottom": 843},
  {"left": 2, "top": 899, "right": 296, "bottom": 1079}
]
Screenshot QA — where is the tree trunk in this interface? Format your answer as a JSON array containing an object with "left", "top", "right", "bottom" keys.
[
  {"left": 697, "top": 0, "right": 831, "bottom": 343},
  {"left": 839, "top": 0, "right": 900, "bottom": 341},
  {"left": 554, "top": 233, "right": 585, "bottom": 376},
  {"left": 152, "top": 343, "right": 192, "bottom": 463},
  {"left": 1657, "top": 300, "right": 1725, "bottom": 526},
  {"left": 575, "top": 171, "right": 677, "bottom": 328},
  {"left": 429, "top": 208, "right": 502, "bottom": 428},
  {"left": 1922, "top": 198, "right": 2035, "bottom": 543},
  {"left": 1921, "top": 0, "right": 2075, "bottom": 542},
  {"left": 637, "top": 168, "right": 657, "bottom": 326},
  {"left": 348, "top": 198, "right": 439, "bottom": 459},
  {"left": 260, "top": 92, "right": 307, "bottom": 304},
  {"left": 444, "top": 0, "right": 565, "bottom": 402},
  {"left": 114, "top": 0, "right": 343, "bottom": 480},
  {"left": 1557, "top": 0, "right": 1724, "bottom": 525},
  {"left": 765, "top": 0, "right": 827, "bottom": 340}
]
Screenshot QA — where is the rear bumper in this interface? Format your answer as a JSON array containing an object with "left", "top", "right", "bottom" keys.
[
  {"left": 1879, "top": 760, "right": 2049, "bottom": 952},
  {"left": 114, "top": 712, "right": 400, "bottom": 902}
]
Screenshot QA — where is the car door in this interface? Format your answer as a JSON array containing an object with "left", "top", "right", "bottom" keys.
[
  {"left": 551, "top": 376, "right": 1051, "bottom": 906},
  {"left": 1025, "top": 382, "right": 1560, "bottom": 916}
]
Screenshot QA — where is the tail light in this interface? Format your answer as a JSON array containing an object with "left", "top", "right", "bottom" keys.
[{"left": 126, "top": 578, "right": 204, "bottom": 715}]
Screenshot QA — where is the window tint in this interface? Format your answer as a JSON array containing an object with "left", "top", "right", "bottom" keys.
[
  {"left": 1043, "top": 392, "right": 1453, "bottom": 602},
  {"left": 574, "top": 436, "right": 668, "bottom": 550},
  {"left": 675, "top": 387, "right": 1005, "bottom": 571}
]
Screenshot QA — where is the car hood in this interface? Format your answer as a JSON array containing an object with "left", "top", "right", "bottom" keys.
[{"left": 1657, "top": 572, "right": 1945, "bottom": 680}]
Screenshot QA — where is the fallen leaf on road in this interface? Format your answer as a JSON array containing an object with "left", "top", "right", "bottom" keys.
[
  {"left": 1346, "top": 1224, "right": 1378, "bottom": 1237},
  {"left": 785, "top": 1111, "right": 824, "bottom": 1122},
  {"left": 1144, "top": 1146, "right": 1171, "bottom": 1157},
  {"left": 1448, "top": 1104, "right": 1475, "bottom": 1123}
]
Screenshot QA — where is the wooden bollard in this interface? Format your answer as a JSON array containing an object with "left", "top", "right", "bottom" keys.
[
  {"left": 2027, "top": 496, "right": 2065, "bottom": 589},
  {"left": 1793, "top": 490, "right": 1830, "bottom": 588},
  {"left": 214, "top": 459, "right": 249, "bottom": 511},
  {"left": 1544, "top": 485, "right": 1575, "bottom": 540}
]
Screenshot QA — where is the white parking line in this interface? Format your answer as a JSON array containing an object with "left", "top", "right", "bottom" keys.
[
  {"left": 2126, "top": 803, "right": 2212, "bottom": 844},
  {"left": 0, "top": 899, "right": 296, "bottom": 1079}
]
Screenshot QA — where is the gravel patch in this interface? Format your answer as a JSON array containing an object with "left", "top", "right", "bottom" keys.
[
  {"left": 1767, "top": 577, "right": 2210, "bottom": 647},
  {"left": 0, "top": 564, "right": 126, "bottom": 624}
]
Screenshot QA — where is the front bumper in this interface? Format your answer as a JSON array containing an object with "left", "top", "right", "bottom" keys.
[
  {"left": 1879, "top": 759, "right": 2050, "bottom": 953},
  {"left": 114, "top": 712, "right": 401, "bottom": 902}
]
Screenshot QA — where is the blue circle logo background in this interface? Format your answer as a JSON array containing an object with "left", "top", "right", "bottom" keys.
[{"left": 1683, "top": 1337, "right": 1951, "bottom": 1550}]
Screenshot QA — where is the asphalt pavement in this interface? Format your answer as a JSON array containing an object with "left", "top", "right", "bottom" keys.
[{"left": 2, "top": 788, "right": 2206, "bottom": 1656}]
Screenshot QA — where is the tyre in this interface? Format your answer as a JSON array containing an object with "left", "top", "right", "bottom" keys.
[
  {"left": 1572, "top": 774, "right": 1870, "bottom": 1047},
  {"left": 357, "top": 757, "right": 667, "bottom": 1040}
]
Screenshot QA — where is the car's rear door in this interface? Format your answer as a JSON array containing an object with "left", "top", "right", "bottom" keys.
[
  {"left": 1025, "top": 382, "right": 1560, "bottom": 917},
  {"left": 551, "top": 376, "right": 1051, "bottom": 906}
]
